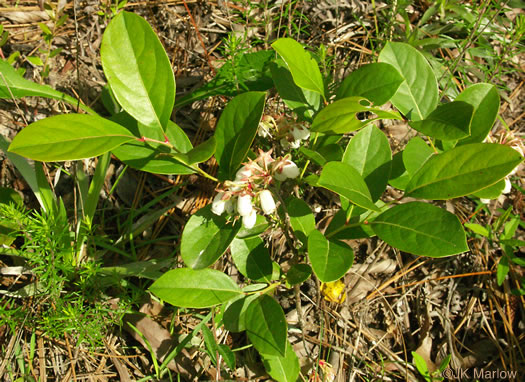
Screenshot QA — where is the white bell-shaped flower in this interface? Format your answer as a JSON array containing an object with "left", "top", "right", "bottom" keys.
[
  {"left": 237, "top": 194, "right": 253, "bottom": 217},
  {"left": 259, "top": 190, "right": 276, "bottom": 215},
  {"left": 242, "top": 209, "right": 257, "bottom": 229},
  {"left": 225, "top": 199, "right": 234, "bottom": 214},
  {"left": 291, "top": 126, "right": 310, "bottom": 141},
  {"left": 211, "top": 192, "right": 226, "bottom": 215},
  {"left": 235, "top": 166, "right": 252, "bottom": 181},
  {"left": 281, "top": 160, "right": 300, "bottom": 179}
]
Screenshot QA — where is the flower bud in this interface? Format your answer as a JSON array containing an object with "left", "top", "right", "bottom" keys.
[
  {"left": 242, "top": 209, "right": 257, "bottom": 229},
  {"left": 237, "top": 194, "right": 253, "bottom": 217},
  {"left": 211, "top": 192, "right": 226, "bottom": 215},
  {"left": 259, "top": 190, "right": 276, "bottom": 215}
]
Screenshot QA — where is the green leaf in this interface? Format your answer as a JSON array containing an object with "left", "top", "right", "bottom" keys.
[
  {"left": 99, "top": 258, "right": 172, "bottom": 281},
  {"left": 389, "top": 151, "right": 410, "bottom": 190},
  {"left": 379, "top": 42, "right": 439, "bottom": 120},
  {"left": 371, "top": 202, "right": 468, "bottom": 257},
  {"left": 27, "top": 56, "right": 43, "bottom": 66},
  {"left": 318, "top": 161, "right": 380, "bottom": 212},
  {"left": 403, "top": 137, "right": 435, "bottom": 176},
  {"left": 271, "top": 38, "right": 325, "bottom": 98},
  {"left": 223, "top": 294, "right": 259, "bottom": 332},
  {"left": 409, "top": 101, "right": 473, "bottom": 140},
  {"left": 472, "top": 179, "right": 505, "bottom": 199},
  {"left": 307, "top": 230, "right": 354, "bottom": 282},
  {"left": 175, "top": 50, "right": 274, "bottom": 108},
  {"left": 236, "top": 214, "right": 269, "bottom": 239},
  {"left": 456, "top": 84, "right": 500, "bottom": 144},
  {"left": 336, "top": 62, "right": 403, "bottom": 106},
  {"left": 214, "top": 92, "right": 266, "bottom": 180},
  {"left": 325, "top": 201, "right": 388, "bottom": 240},
  {"left": 181, "top": 205, "right": 241, "bottom": 269},
  {"left": 412, "top": 352, "right": 431, "bottom": 380},
  {"left": 311, "top": 96, "right": 402, "bottom": 134},
  {"left": 184, "top": 136, "right": 216, "bottom": 164},
  {"left": 202, "top": 325, "right": 220, "bottom": 366},
  {"left": 231, "top": 237, "right": 274, "bottom": 283},
  {"left": 245, "top": 295, "right": 287, "bottom": 357},
  {"left": 497, "top": 256, "right": 509, "bottom": 286},
  {"left": 0, "top": 187, "right": 22, "bottom": 205},
  {"left": 218, "top": 344, "right": 236, "bottom": 370},
  {"left": 261, "top": 341, "right": 300, "bottom": 382},
  {"left": 169, "top": 137, "right": 216, "bottom": 166},
  {"left": 405, "top": 143, "right": 523, "bottom": 199},
  {"left": 8, "top": 114, "right": 135, "bottom": 161},
  {"left": 111, "top": 114, "right": 195, "bottom": 174},
  {"left": 149, "top": 268, "right": 242, "bottom": 308},
  {"left": 342, "top": 125, "right": 392, "bottom": 201},
  {"left": 464, "top": 223, "right": 489, "bottom": 237},
  {"left": 270, "top": 61, "right": 321, "bottom": 121},
  {"left": 299, "top": 147, "right": 327, "bottom": 166},
  {"left": 286, "top": 263, "right": 312, "bottom": 286},
  {"left": 0, "top": 60, "right": 93, "bottom": 113},
  {"left": 101, "top": 11, "right": 175, "bottom": 133},
  {"left": 286, "top": 196, "right": 316, "bottom": 243}
]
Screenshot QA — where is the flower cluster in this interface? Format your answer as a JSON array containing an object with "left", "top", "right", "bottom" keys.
[
  {"left": 258, "top": 115, "right": 310, "bottom": 149},
  {"left": 211, "top": 150, "right": 300, "bottom": 228}
]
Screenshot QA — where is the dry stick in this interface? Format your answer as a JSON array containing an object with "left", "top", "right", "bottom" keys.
[
  {"left": 63, "top": 334, "right": 77, "bottom": 381},
  {"left": 366, "top": 258, "right": 428, "bottom": 300},
  {"left": 392, "top": 270, "right": 494, "bottom": 290},
  {"left": 182, "top": 0, "right": 216, "bottom": 75}
]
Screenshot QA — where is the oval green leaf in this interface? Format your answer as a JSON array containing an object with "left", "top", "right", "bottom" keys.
[
  {"left": 223, "top": 294, "right": 259, "bottom": 333},
  {"left": 336, "top": 62, "right": 403, "bottom": 106},
  {"left": 318, "top": 162, "right": 380, "bottom": 212},
  {"left": 245, "top": 294, "right": 287, "bottom": 357},
  {"left": 456, "top": 83, "right": 500, "bottom": 145},
  {"left": 261, "top": 341, "right": 300, "bottom": 382},
  {"left": 272, "top": 38, "right": 325, "bottom": 98},
  {"left": 149, "top": 268, "right": 242, "bottom": 308},
  {"left": 8, "top": 114, "right": 135, "bottom": 161},
  {"left": 286, "top": 263, "right": 312, "bottom": 286},
  {"left": 342, "top": 125, "right": 392, "bottom": 201},
  {"left": 311, "top": 96, "right": 402, "bottom": 134},
  {"left": 379, "top": 42, "right": 438, "bottom": 120},
  {"left": 371, "top": 202, "right": 468, "bottom": 257},
  {"left": 471, "top": 179, "right": 505, "bottom": 199},
  {"left": 181, "top": 205, "right": 241, "bottom": 269},
  {"left": 307, "top": 230, "right": 354, "bottom": 282},
  {"left": 214, "top": 91, "right": 266, "bottom": 180},
  {"left": 409, "top": 101, "right": 473, "bottom": 140},
  {"left": 403, "top": 137, "right": 435, "bottom": 176},
  {"left": 111, "top": 114, "right": 195, "bottom": 175},
  {"left": 0, "top": 60, "right": 94, "bottom": 114},
  {"left": 270, "top": 61, "right": 321, "bottom": 121},
  {"left": 405, "top": 143, "right": 523, "bottom": 199},
  {"left": 231, "top": 237, "right": 274, "bottom": 283},
  {"left": 101, "top": 11, "right": 175, "bottom": 133},
  {"left": 286, "top": 196, "right": 316, "bottom": 243},
  {"left": 236, "top": 214, "right": 269, "bottom": 239}
]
